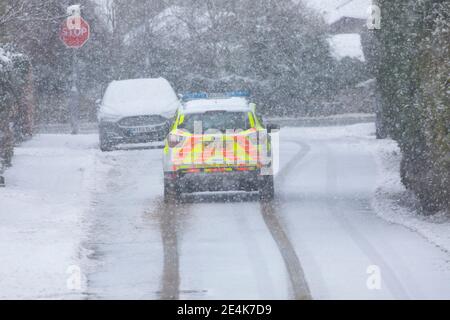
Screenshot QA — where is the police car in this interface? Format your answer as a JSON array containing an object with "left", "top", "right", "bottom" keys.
[{"left": 162, "top": 92, "right": 279, "bottom": 202}]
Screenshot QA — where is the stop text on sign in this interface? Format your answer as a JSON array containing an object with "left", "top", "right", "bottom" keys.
[
  {"left": 60, "top": 17, "right": 90, "bottom": 49},
  {"left": 62, "top": 26, "right": 88, "bottom": 37}
]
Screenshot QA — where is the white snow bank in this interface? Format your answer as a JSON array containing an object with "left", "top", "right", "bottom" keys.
[
  {"left": 0, "top": 134, "right": 106, "bottom": 299},
  {"left": 368, "top": 139, "right": 450, "bottom": 253},
  {"left": 100, "top": 78, "right": 180, "bottom": 118},
  {"left": 328, "top": 33, "right": 365, "bottom": 62}
]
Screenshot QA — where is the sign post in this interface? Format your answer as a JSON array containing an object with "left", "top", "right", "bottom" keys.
[{"left": 60, "top": 5, "right": 90, "bottom": 134}]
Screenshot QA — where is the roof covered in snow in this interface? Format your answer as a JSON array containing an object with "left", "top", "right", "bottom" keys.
[
  {"left": 328, "top": 33, "right": 365, "bottom": 61},
  {"left": 302, "top": 0, "right": 371, "bottom": 24}
]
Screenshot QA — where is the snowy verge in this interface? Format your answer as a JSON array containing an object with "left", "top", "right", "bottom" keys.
[
  {"left": 367, "top": 135, "right": 450, "bottom": 253},
  {"left": 0, "top": 134, "right": 107, "bottom": 299}
]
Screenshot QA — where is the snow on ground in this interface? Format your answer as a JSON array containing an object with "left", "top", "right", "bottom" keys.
[
  {"left": 283, "top": 123, "right": 450, "bottom": 254},
  {"left": 85, "top": 147, "right": 164, "bottom": 299},
  {"left": 281, "top": 123, "right": 450, "bottom": 299},
  {"left": 1, "top": 122, "right": 450, "bottom": 299},
  {"left": 0, "top": 134, "right": 104, "bottom": 299},
  {"left": 369, "top": 139, "right": 450, "bottom": 253},
  {"left": 179, "top": 201, "right": 291, "bottom": 299},
  {"left": 328, "top": 33, "right": 365, "bottom": 62}
]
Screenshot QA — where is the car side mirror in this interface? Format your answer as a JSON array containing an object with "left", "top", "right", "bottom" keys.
[{"left": 266, "top": 123, "right": 280, "bottom": 133}]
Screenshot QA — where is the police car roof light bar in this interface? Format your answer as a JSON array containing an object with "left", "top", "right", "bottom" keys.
[{"left": 181, "top": 91, "right": 250, "bottom": 102}]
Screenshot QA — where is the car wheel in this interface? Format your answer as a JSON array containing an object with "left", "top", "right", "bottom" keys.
[
  {"left": 100, "top": 141, "right": 114, "bottom": 152},
  {"left": 0, "top": 175, "right": 5, "bottom": 187},
  {"left": 99, "top": 129, "right": 114, "bottom": 152},
  {"left": 164, "top": 177, "right": 180, "bottom": 203},
  {"left": 259, "top": 175, "right": 274, "bottom": 201}
]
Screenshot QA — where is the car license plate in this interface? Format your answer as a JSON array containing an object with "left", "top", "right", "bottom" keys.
[{"left": 128, "top": 126, "right": 155, "bottom": 134}]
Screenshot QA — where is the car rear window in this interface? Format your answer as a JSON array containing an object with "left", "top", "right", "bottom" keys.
[{"left": 178, "top": 111, "right": 251, "bottom": 133}]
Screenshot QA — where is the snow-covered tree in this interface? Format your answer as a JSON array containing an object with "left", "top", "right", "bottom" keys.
[{"left": 121, "top": 0, "right": 336, "bottom": 116}]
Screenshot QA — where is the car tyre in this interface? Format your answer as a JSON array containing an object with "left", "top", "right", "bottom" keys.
[
  {"left": 164, "top": 177, "right": 180, "bottom": 203},
  {"left": 259, "top": 175, "right": 274, "bottom": 201},
  {"left": 99, "top": 129, "right": 115, "bottom": 152}
]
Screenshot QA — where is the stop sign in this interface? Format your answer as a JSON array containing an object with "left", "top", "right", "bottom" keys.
[{"left": 60, "top": 17, "right": 90, "bottom": 48}]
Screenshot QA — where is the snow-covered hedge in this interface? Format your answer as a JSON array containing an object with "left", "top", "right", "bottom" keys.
[
  {"left": 374, "top": 0, "right": 449, "bottom": 214},
  {"left": 0, "top": 45, "right": 33, "bottom": 171}
]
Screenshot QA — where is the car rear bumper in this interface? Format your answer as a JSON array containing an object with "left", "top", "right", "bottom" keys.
[{"left": 166, "top": 169, "right": 264, "bottom": 192}]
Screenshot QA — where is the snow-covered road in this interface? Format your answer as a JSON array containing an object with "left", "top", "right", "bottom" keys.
[{"left": 1, "top": 123, "right": 450, "bottom": 299}]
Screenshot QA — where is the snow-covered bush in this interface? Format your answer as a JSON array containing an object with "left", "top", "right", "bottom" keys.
[
  {"left": 0, "top": 46, "right": 18, "bottom": 171},
  {"left": 0, "top": 44, "right": 34, "bottom": 176}
]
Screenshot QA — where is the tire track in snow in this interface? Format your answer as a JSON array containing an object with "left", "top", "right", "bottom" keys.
[
  {"left": 159, "top": 139, "right": 311, "bottom": 299},
  {"left": 324, "top": 143, "right": 410, "bottom": 299},
  {"left": 260, "top": 201, "right": 311, "bottom": 300},
  {"left": 158, "top": 199, "right": 189, "bottom": 300},
  {"left": 260, "top": 140, "right": 312, "bottom": 300}
]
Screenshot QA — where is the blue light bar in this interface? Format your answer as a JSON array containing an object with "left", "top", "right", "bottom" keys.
[
  {"left": 181, "top": 92, "right": 208, "bottom": 101},
  {"left": 226, "top": 91, "right": 250, "bottom": 98},
  {"left": 181, "top": 91, "right": 250, "bottom": 102}
]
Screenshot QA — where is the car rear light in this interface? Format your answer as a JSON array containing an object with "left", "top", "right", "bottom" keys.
[
  {"left": 207, "top": 168, "right": 227, "bottom": 172},
  {"left": 165, "top": 172, "right": 177, "bottom": 179},
  {"left": 168, "top": 134, "right": 185, "bottom": 148}
]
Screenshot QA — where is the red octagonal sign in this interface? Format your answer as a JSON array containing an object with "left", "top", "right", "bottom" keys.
[{"left": 60, "top": 17, "right": 90, "bottom": 49}]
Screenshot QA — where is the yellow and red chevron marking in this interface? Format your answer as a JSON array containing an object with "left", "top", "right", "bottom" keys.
[{"left": 170, "top": 129, "right": 262, "bottom": 167}]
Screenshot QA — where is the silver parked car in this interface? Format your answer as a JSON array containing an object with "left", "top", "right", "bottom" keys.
[{"left": 97, "top": 78, "right": 181, "bottom": 151}]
